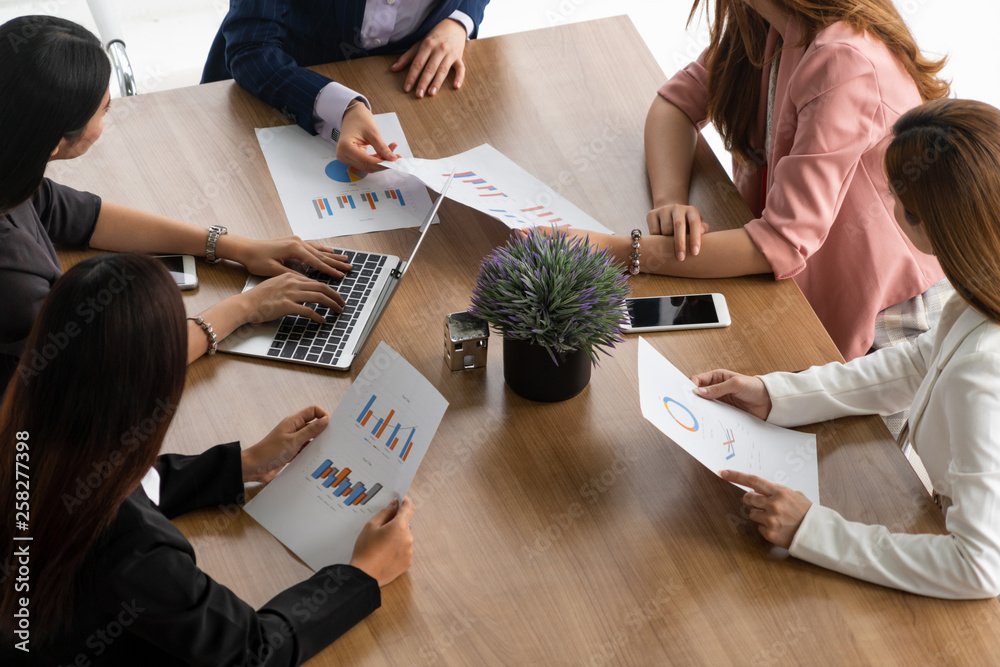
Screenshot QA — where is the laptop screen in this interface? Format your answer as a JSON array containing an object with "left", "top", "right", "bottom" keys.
[{"left": 397, "top": 170, "right": 454, "bottom": 279}]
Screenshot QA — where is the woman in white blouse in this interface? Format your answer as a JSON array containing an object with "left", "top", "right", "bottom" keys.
[{"left": 691, "top": 98, "right": 1000, "bottom": 599}]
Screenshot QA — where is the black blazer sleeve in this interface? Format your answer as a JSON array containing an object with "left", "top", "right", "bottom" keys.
[
  {"left": 80, "top": 445, "right": 381, "bottom": 665},
  {"left": 155, "top": 442, "right": 246, "bottom": 518},
  {"left": 103, "top": 518, "right": 380, "bottom": 666}
]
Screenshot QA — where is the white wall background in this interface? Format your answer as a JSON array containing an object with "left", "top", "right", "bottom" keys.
[{"left": 0, "top": 0, "right": 996, "bottom": 172}]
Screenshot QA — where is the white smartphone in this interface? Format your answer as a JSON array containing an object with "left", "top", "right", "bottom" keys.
[
  {"left": 622, "top": 293, "right": 730, "bottom": 332},
  {"left": 154, "top": 254, "right": 198, "bottom": 291}
]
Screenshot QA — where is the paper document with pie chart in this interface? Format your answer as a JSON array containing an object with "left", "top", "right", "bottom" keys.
[
  {"left": 256, "top": 113, "right": 434, "bottom": 239},
  {"left": 637, "top": 337, "right": 819, "bottom": 503}
]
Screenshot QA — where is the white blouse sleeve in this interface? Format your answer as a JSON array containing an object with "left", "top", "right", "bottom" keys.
[{"left": 760, "top": 329, "right": 936, "bottom": 428}]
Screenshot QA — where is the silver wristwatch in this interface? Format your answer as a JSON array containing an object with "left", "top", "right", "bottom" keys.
[{"left": 205, "top": 225, "right": 228, "bottom": 264}]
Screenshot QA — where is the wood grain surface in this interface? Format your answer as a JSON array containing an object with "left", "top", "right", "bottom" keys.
[{"left": 53, "top": 16, "right": 1000, "bottom": 666}]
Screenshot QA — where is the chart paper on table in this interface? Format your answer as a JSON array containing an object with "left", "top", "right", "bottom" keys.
[
  {"left": 637, "top": 338, "right": 819, "bottom": 503},
  {"left": 244, "top": 342, "right": 448, "bottom": 570},
  {"left": 381, "top": 144, "right": 614, "bottom": 234},
  {"left": 256, "top": 113, "right": 434, "bottom": 240}
]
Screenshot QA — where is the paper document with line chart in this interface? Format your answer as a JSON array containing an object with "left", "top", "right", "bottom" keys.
[
  {"left": 244, "top": 342, "right": 448, "bottom": 570},
  {"left": 256, "top": 113, "right": 435, "bottom": 240},
  {"left": 381, "top": 144, "right": 614, "bottom": 234},
  {"left": 638, "top": 338, "right": 819, "bottom": 503}
]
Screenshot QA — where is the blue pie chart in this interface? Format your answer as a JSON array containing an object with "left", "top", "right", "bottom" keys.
[{"left": 325, "top": 159, "right": 366, "bottom": 183}]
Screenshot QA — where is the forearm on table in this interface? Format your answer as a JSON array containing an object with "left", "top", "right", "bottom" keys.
[
  {"left": 89, "top": 202, "right": 255, "bottom": 264},
  {"left": 645, "top": 97, "right": 698, "bottom": 208},
  {"left": 186, "top": 293, "right": 253, "bottom": 363},
  {"left": 597, "top": 228, "right": 773, "bottom": 278},
  {"left": 90, "top": 202, "right": 209, "bottom": 254}
]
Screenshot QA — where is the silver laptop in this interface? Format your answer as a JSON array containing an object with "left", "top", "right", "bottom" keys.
[{"left": 220, "top": 173, "right": 453, "bottom": 370}]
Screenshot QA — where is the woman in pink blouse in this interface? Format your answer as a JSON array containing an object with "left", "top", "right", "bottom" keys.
[{"left": 561, "top": 0, "right": 951, "bottom": 362}]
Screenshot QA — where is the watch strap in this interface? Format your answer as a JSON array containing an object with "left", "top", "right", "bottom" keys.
[{"left": 206, "top": 225, "right": 228, "bottom": 264}]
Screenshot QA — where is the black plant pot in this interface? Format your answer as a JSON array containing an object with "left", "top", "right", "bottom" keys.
[{"left": 502, "top": 337, "right": 591, "bottom": 402}]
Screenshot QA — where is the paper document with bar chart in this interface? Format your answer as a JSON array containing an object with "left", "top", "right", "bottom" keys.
[
  {"left": 381, "top": 144, "right": 613, "bottom": 234},
  {"left": 244, "top": 342, "right": 448, "bottom": 570},
  {"left": 256, "top": 113, "right": 435, "bottom": 240}
]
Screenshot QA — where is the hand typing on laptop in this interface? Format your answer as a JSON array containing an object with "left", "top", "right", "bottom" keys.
[
  {"left": 215, "top": 233, "right": 354, "bottom": 279},
  {"left": 237, "top": 272, "right": 346, "bottom": 324},
  {"left": 219, "top": 172, "right": 454, "bottom": 370}
]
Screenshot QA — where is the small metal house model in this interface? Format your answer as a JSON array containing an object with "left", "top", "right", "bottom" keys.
[{"left": 445, "top": 312, "right": 489, "bottom": 370}]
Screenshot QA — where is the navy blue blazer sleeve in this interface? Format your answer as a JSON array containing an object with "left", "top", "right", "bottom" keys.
[
  {"left": 456, "top": 0, "right": 489, "bottom": 36},
  {"left": 218, "top": 0, "right": 338, "bottom": 133},
  {"left": 210, "top": 0, "right": 491, "bottom": 134}
]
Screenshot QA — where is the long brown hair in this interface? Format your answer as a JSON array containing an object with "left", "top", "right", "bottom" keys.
[
  {"left": 690, "top": 0, "right": 950, "bottom": 165},
  {"left": 0, "top": 254, "right": 187, "bottom": 640},
  {"left": 886, "top": 99, "right": 1000, "bottom": 324}
]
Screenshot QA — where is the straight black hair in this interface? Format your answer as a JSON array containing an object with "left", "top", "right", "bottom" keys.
[
  {"left": 0, "top": 253, "right": 188, "bottom": 640},
  {"left": 0, "top": 16, "right": 111, "bottom": 212}
]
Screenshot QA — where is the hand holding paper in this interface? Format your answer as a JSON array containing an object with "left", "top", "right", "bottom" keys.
[
  {"left": 256, "top": 113, "right": 435, "bottom": 240},
  {"left": 691, "top": 369, "right": 773, "bottom": 421},
  {"left": 241, "top": 405, "right": 331, "bottom": 484},
  {"left": 244, "top": 343, "right": 448, "bottom": 570},
  {"left": 338, "top": 102, "right": 400, "bottom": 172},
  {"left": 637, "top": 338, "right": 819, "bottom": 504},
  {"left": 719, "top": 470, "right": 812, "bottom": 549},
  {"left": 349, "top": 497, "right": 415, "bottom": 586}
]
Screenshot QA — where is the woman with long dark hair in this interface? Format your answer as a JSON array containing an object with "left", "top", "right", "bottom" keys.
[
  {"left": 0, "top": 15, "right": 351, "bottom": 389},
  {"left": 0, "top": 253, "right": 414, "bottom": 663},
  {"left": 692, "top": 99, "right": 1000, "bottom": 598},
  {"left": 554, "top": 0, "right": 952, "bottom": 366}
]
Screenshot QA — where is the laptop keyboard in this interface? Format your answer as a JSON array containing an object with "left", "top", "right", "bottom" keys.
[{"left": 266, "top": 250, "right": 387, "bottom": 365}]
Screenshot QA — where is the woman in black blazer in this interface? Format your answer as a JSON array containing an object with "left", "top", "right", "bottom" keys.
[{"left": 0, "top": 254, "right": 414, "bottom": 665}]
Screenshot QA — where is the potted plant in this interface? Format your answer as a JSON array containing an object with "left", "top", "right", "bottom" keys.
[{"left": 469, "top": 228, "right": 631, "bottom": 402}]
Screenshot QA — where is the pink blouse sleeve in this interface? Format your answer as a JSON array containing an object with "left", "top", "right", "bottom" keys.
[
  {"left": 657, "top": 49, "right": 711, "bottom": 130},
  {"left": 745, "top": 43, "right": 881, "bottom": 279}
]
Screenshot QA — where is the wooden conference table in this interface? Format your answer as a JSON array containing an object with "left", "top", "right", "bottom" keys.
[{"left": 55, "top": 16, "right": 1000, "bottom": 666}]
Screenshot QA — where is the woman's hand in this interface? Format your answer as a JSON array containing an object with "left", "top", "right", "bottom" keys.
[
  {"left": 349, "top": 497, "right": 415, "bottom": 587},
  {"left": 647, "top": 204, "right": 710, "bottom": 261},
  {"left": 391, "top": 18, "right": 468, "bottom": 98},
  {"left": 241, "top": 406, "right": 331, "bottom": 484},
  {"left": 720, "top": 470, "right": 811, "bottom": 549},
  {"left": 691, "top": 369, "right": 772, "bottom": 420},
  {"left": 224, "top": 235, "right": 352, "bottom": 280},
  {"left": 338, "top": 103, "right": 400, "bottom": 173},
  {"left": 239, "top": 272, "right": 346, "bottom": 324}
]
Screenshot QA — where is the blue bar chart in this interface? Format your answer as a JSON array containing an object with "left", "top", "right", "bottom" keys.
[
  {"left": 311, "top": 459, "right": 383, "bottom": 506},
  {"left": 356, "top": 394, "right": 417, "bottom": 462},
  {"left": 722, "top": 429, "right": 736, "bottom": 460},
  {"left": 314, "top": 191, "right": 407, "bottom": 217}
]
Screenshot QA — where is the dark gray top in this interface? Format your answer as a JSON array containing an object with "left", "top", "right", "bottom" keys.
[{"left": 0, "top": 178, "right": 101, "bottom": 381}]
